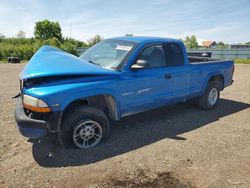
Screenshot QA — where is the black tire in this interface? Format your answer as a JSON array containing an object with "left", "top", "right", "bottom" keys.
[
  {"left": 58, "top": 106, "right": 110, "bottom": 149},
  {"left": 196, "top": 81, "right": 220, "bottom": 110}
]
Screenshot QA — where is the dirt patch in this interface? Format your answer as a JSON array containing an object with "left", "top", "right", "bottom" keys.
[
  {"left": 106, "top": 169, "right": 189, "bottom": 188},
  {"left": 0, "top": 64, "right": 250, "bottom": 187}
]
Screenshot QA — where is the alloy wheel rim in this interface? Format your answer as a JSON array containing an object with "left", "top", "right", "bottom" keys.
[
  {"left": 208, "top": 88, "right": 218, "bottom": 105},
  {"left": 73, "top": 120, "right": 103, "bottom": 148}
]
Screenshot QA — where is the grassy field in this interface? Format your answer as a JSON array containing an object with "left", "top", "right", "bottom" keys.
[
  {"left": 234, "top": 59, "right": 250, "bottom": 64},
  {"left": 0, "top": 60, "right": 28, "bottom": 64}
]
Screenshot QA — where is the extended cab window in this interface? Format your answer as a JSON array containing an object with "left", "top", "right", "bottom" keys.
[
  {"left": 138, "top": 45, "right": 166, "bottom": 68},
  {"left": 164, "top": 43, "right": 185, "bottom": 66}
]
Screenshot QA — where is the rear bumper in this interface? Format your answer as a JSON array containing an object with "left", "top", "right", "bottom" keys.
[{"left": 14, "top": 99, "right": 48, "bottom": 138}]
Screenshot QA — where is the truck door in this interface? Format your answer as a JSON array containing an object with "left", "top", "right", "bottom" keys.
[
  {"left": 163, "top": 42, "right": 191, "bottom": 102},
  {"left": 119, "top": 44, "right": 173, "bottom": 116}
]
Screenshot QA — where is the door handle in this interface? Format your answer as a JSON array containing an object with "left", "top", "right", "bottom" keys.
[{"left": 165, "top": 74, "right": 172, "bottom": 79}]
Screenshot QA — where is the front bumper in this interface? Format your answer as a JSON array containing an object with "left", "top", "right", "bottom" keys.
[{"left": 14, "top": 99, "right": 48, "bottom": 138}]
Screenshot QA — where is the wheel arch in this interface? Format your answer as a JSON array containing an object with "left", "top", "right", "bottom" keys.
[
  {"left": 209, "top": 74, "right": 224, "bottom": 90},
  {"left": 201, "top": 73, "right": 224, "bottom": 95},
  {"left": 62, "top": 94, "right": 120, "bottom": 121}
]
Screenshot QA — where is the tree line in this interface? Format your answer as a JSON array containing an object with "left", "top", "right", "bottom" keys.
[
  {"left": 1, "top": 20, "right": 249, "bottom": 61},
  {"left": 0, "top": 20, "right": 103, "bottom": 61},
  {"left": 180, "top": 35, "right": 229, "bottom": 49}
]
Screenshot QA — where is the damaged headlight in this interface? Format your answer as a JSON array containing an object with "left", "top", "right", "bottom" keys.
[{"left": 23, "top": 94, "right": 51, "bottom": 113}]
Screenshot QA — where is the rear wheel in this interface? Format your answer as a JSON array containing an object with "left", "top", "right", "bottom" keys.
[
  {"left": 196, "top": 81, "right": 220, "bottom": 110},
  {"left": 58, "top": 106, "right": 110, "bottom": 149}
]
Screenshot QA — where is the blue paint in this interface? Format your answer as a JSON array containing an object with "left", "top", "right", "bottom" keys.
[
  {"left": 17, "top": 36, "right": 234, "bottom": 137},
  {"left": 20, "top": 45, "right": 119, "bottom": 80}
]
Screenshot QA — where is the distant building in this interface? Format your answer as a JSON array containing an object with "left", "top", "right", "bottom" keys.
[
  {"left": 197, "top": 39, "right": 217, "bottom": 48},
  {"left": 229, "top": 44, "right": 250, "bottom": 49},
  {"left": 201, "top": 41, "right": 217, "bottom": 48}
]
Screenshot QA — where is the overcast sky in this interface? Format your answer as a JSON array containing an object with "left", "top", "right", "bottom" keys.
[{"left": 0, "top": 0, "right": 249, "bottom": 43}]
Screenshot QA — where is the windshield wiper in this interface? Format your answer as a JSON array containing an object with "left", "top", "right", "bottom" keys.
[{"left": 88, "top": 60, "right": 101, "bottom": 66}]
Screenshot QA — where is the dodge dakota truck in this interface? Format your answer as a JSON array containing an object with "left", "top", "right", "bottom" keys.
[{"left": 15, "top": 36, "right": 234, "bottom": 149}]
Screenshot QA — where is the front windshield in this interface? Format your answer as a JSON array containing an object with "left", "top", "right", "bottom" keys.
[{"left": 80, "top": 39, "right": 136, "bottom": 69}]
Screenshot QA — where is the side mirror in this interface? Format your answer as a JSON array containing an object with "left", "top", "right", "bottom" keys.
[{"left": 131, "top": 59, "right": 150, "bottom": 69}]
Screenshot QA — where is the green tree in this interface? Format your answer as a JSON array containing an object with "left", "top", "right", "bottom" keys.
[
  {"left": 218, "top": 41, "right": 229, "bottom": 49},
  {"left": 246, "top": 42, "right": 250, "bottom": 45},
  {"left": 0, "top": 33, "right": 5, "bottom": 42},
  {"left": 34, "top": 20, "right": 62, "bottom": 41},
  {"left": 0, "top": 33, "right": 5, "bottom": 39},
  {"left": 125, "top": 33, "right": 133, "bottom": 36},
  {"left": 87, "top": 35, "right": 103, "bottom": 46},
  {"left": 60, "top": 41, "right": 77, "bottom": 55},
  {"left": 16, "top": 30, "right": 26, "bottom": 38},
  {"left": 63, "top": 37, "right": 88, "bottom": 47},
  {"left": 44, "top": 37, "right": 61, "bottom": 47},
  {"left": 217, "top": 41, "right": 226, "bottom": 48},
  {"left": 184, "top": 35, "right": 198, "bottom": 49}
]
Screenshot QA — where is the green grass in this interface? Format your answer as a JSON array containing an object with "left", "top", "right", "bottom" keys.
[
  {"left": 234, "top": 59, "right": 250, "bottom": 64},
  {"left": 0, "top": 60, "right": 28, "bottom": 64}
]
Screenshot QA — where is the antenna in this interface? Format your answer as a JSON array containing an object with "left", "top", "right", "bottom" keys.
[{"left": 70, "top": 23, "right": 72, "bottom": 38}]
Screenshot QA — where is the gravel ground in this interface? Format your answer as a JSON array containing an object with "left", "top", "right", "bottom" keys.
[{"left": 0, "top": 63, "right": 249, "bottom": 188}]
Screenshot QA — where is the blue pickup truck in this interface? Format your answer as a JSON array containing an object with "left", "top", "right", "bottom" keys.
[{"left": 15, "top": 36, "right": 234, "bottom": 149}]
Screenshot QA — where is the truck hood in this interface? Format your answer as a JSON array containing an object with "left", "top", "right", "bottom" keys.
[{"left": 20, "top": 45, "right": 119, "bottom": 80}]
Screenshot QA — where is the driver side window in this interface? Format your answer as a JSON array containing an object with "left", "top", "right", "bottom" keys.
[{"left": 138, "top": 45, "right": 166, "bottom": 68}]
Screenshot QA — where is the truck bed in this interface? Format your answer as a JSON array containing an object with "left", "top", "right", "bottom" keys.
[
  {"left": 188, "top": 56, "right": 230, "bottom": 64},
  {"left": 188, "top": 57, "right": 234, "bottom": 91}
]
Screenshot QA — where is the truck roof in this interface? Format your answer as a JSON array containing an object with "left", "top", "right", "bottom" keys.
[{"left": 111, "top": 36, "right": 181, "bottom": 44}]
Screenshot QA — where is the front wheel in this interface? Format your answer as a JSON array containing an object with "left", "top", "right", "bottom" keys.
[
  {"left": 58, "top": 106, "right": 110, "bottom": 149},
  {"left": 196, "top": 81, "right": 220, "bottom": 110}
]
